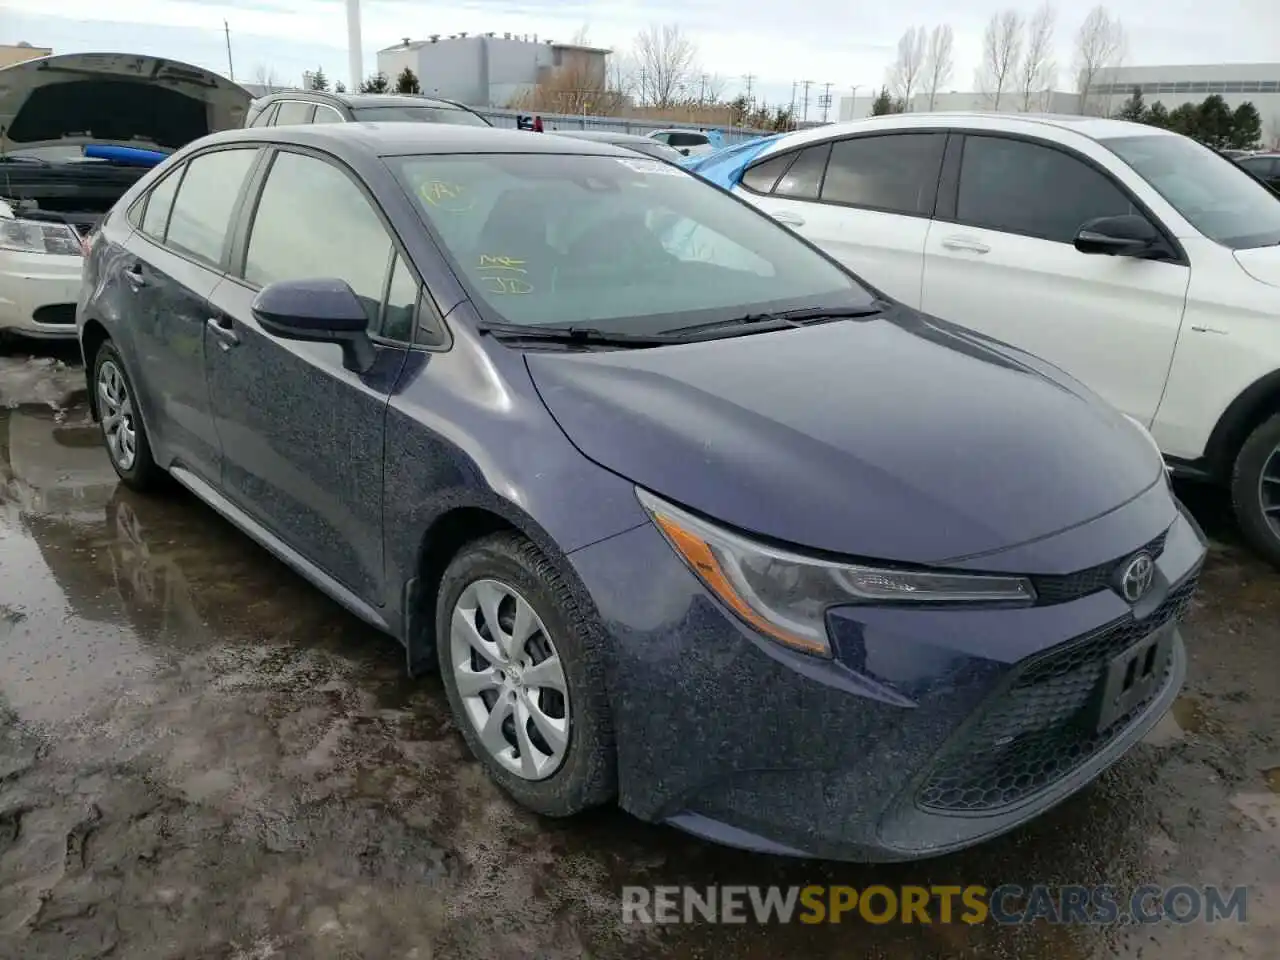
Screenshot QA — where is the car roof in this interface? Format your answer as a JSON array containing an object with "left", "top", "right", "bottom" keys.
[
  {"left": 761, "top": 112, "right": 1180, "bottom": 153},
  {"left": 256, "top": 90, "right": 472, "bottom": 111},
  {"left": 549, "top": 130, "right": 659, "bottom": 145},
  {"left": 196, "top": 122, "right": 642, "bottom": 159}
]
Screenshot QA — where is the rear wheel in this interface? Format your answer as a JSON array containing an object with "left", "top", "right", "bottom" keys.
[
  {"left": 435, "top": 532, "right": 615, "bottom": 817},
  {"left": 1230, "top": 413, "right": 1280, "bottom": 569},
  {"left": 92, "top": 341, "right": 164, "bottom": 491}
]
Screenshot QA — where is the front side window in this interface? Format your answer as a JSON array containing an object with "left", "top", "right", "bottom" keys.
[
  {"left": 390, "top": 153, "right": 868, "bottom": 333},
  {"left": 382, "top": 255, "right": 421, "bottom": 342},
  {"left": 1100, "top": 134, "right": 1280, "bottom": 249},
  {"left": 139, "top": 165, "right": 183, "bottom": 240},
  {"left": 165, "top": 148, "right": 258, "bottom": 265},
  {"left": 273, "top": 101, "right": 314, "bottom": 125},
  {"left": 821, "top": 133, "right": 946, "bottom": 215},
  {"left": 956, "top": 136, "right": 1134, "bottom": 243},
  {"left": 242, "top": 150, "right": 393, "bottom": 328},
  {"left": 350, "top": 105, "right": 490, "bottom": 126}
]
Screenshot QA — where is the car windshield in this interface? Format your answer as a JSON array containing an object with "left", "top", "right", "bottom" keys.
[
  {"left": 352, "top": 105, "right": 490, "bottom": 126},
  {"left": 628, "top": 141, "right": 684, "bottom": 162},
  {"left": 1100, "top": 134, "right": 1280, "bottom": 249},
  {"left": 390, "top": 152, "right": 869, "bottom": 333}
]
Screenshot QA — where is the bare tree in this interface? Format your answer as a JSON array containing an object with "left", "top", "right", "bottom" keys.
[
  {"left": 921, "top": 24, "right": 954, "bottom": 110},
  {"left": 1074, "top": 5, "right": 1127, "bottom": 115},
  {"left": 252, "top": 63, "right": 280, "bottom": 94},
  {"left": 1018, "top": 2, "right": 1057, "bottom": 111},
  {"left": 977, "top": 10, "right": 1024, "bottom": 111},
  {"left": 887, "top": 27, "right": 927, "bottom": 110},
  {"left": 634, "top": 23, "right": 698, "bottom": 109}
]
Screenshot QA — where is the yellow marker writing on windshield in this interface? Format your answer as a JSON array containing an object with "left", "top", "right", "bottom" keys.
[
  {"left": 478, "top": 255, "right": 526, "bottom": 272},
  {"left": 417, "top": 181, "right": 474, "bottom": 212}
]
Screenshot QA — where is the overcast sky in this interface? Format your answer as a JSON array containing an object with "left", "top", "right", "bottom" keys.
[{"left": 2, "top": 0, "right": 1277, "bottom": 115}]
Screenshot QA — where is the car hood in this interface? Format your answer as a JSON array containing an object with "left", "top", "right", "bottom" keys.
[
  {"left": 524, "top": 310, "right": 1163, "bottom": 565},
  {"left": 1234, "top": 245, "right": 1280, "bottom": 288},
  {"left": 0, "top": 53, "right": 250, "bottom": 153}
]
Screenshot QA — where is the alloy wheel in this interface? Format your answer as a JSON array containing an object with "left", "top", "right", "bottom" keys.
[
  {"left": 97, "top": 359, "right": 137, "bottom": 472},
  {"left": 449, "top": 578, "right": 570, "bottom": 780},
  {"left": 1258, "top": 445, "right": 1280, "bottom": 540}
]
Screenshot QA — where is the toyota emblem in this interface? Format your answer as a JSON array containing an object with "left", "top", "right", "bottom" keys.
[{"left": 1118, "top": 553, "right": 1155, "bottom": 603}]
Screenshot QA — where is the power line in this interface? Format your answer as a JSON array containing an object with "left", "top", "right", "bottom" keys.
[
  {"left": 801, "top": 80, "right": 813, "bottom": 123},
  {"left": 742, "top": 73, "right": 757, "bottom": 104},
  {"left": 819, "top": 81, "right": 833, "bottom": 122}
]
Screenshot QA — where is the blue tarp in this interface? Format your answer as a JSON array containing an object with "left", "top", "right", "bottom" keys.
[
  {"left": 82, "top": 144, "right": 168, "bottom": 167},
  {"left": 680, "top": 134, "right": 784, "bottom": 188}
]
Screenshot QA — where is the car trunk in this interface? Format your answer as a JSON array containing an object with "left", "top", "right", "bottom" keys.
[{"left": 0, "top": 52, "right": 251, "bottom": 229}]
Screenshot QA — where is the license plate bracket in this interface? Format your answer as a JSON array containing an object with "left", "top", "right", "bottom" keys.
[{"left": 1093, "top": 623, "right": 1174, "bottom": 733}]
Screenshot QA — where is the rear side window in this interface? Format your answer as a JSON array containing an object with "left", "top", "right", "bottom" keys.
[
  {"left": 242, "top": 151, "right": 394, "bottom": 329},
  {"left": 956, "top": 136, "right": 1134, "bottom": 243},
  {"left": 741, "top": 152, "right": 795, "bottom": 194},
  {"left": 773, "top": 145, "right": 829, "bottom": 200},
  {"left": 248, "top": 103, "right": 278, "bottom": 128},
  {"left": 821, "top": 133, "right": 946, "bottom": 215},
  {"left": 668, "top": 132, "right": 709, "bottom": 148},
  {"left": 165, "top": 149, "right": 258, "bottom": 265},
  {"left": 1240, "top": 157, "right": 1276, "bottom": 178},
  {"left": 140, "top": 166, "right": 183, "bottom": 240},
  {"left": 274, "top": 101, "right": 314, "bottom": 125},
  {"left": 312, "top": 105, "right": 344, "bottom": 124}
]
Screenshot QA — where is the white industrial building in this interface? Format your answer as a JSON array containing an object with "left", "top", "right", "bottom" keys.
[
  {"left": 1091, "top": 63, "right": 1280, "bottom": 145},
  {"left": 376, "top": 32, "right": 610, "bottom": 107},
  {"left": 837, "top": 62, "right": 1280, "bottom": 146}
]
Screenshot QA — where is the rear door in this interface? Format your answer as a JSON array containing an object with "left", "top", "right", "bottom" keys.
[
  {"left": 203, "top": 146, "right": 411, "bottom": 605},
  {"left": 740, "top": 133, "right": 946, "bottom": 307},
  {"left": 118, "top": 146, "right": 260, "bottom": 483},
  {"left": 919, "top": 133, "right": 1190, "bottom": 424}
]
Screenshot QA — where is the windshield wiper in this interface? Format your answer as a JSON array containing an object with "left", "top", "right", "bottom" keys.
[
  {"left": 664, "top": 304, "right": 884, "bottom": 338},
  {"left": 476, "top": 321, "right": 678, "bottom": 347}
]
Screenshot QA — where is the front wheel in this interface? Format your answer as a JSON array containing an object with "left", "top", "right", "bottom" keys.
[
  {"left": 1230, "top": 413, "right": 1280, "bottom": 569},
  {"left": 435, "top": 532, "right": 616, "bottom": 817},
  {"left": 92, "top": 341, "right": 164, "bottom": 491}
]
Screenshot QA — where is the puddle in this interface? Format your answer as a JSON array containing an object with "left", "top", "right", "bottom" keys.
[
  {"left": 1170, "top": 695, "right": 1207, "bottom": 735},
  {"left": 1265, "top": 767, "right": 1280, "bottom": 793}
]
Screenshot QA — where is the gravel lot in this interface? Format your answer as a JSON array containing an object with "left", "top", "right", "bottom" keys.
[{"left": 1, "top": 347, "right": 1277, "bottom": 959}]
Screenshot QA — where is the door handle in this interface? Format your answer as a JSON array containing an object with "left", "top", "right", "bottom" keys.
[
  {"left": 206, "top": 316, "right": 240, "bottom": 350},
  {"left": 771, "top": 211, "right": 806, "bottom": 227},
  {"left": 124, "top": 264, "right": 147, "bottom": 288},
  {"left": 940, "top": 236, "right": 991, "bottom": 254}
]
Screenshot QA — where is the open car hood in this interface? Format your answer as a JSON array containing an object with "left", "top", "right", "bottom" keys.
[{"left": 0, "top": 53, "right": 250, "bottom": 154}]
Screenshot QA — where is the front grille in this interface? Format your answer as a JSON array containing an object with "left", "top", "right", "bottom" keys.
[
  {"left": 1030, "top": 530, "right": 1168, "bottom": 605},
  {"left": 917, "top": 572, "right": 1197, "bottom": 814}
]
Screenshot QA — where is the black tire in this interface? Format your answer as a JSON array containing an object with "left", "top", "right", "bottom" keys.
[
  {"left": 1230, "top": 413, "right": 1280, "bottom": 569},
  {"left": 90, "top": 340, "right": 165, "bottom": 491},
  {"left": 435, "top": 531, "right": 616, "bottom": 817}
]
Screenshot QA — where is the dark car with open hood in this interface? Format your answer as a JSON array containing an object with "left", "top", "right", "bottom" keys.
[
  {"left": 77, "top": 122, "right": 1206, "bottom": 862},
  {"left": 0, "top": 52, "right": 249, "bottom": 339}
]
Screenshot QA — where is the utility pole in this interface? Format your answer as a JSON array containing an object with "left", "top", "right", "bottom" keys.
[
  {"left": 801, "top": 79, "right": 813, "bottom": 123},
  {"left": 790, "top": 80, "right": 798, "bottom": 124},
  {"left": 742, "top": 73, "right": 756, "bottom": 105},
  {"left": 820, "top": 81, "right": 833, "bottom": 123},
  {"left": 223, "top": 20, "right": 234, "bottom": 81}
]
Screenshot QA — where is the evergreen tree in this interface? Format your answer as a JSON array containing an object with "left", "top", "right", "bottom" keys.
[
  {"left": 1116, "top": 86, "right": 1145, "bottom": 121},
  {"left": 1229, "top": 101, "right": 1262, "bottom": 150},
  {"left": 1144, "top": 101, "right": 1170, "bottom": 128},
  {"left": 395, "top": 67, "right": 422, "bottom": 94},
  {"left": 359, "top": 72, "right": 390, "bottom": 93},
  {"left": 309, "top": 67, "right": 329, "bottom": 91},
  {"left": 870, "top": 86, "right": 896, "bottom": 115}
]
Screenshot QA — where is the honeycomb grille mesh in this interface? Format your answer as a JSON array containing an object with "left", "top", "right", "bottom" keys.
[
  {"left": 917, "top": 574, "right": 1197, "bottom": 813},
  {"left": 1030, "top": 530, "right": 1168, "bottom": 605}
]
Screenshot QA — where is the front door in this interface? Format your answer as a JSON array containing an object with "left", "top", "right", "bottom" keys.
[
  {"left": 203, "top": 147, "right": 410, "bottom": 605},
  {"left": 920, "top": 134, "right": 1190, "bottom": 425}
]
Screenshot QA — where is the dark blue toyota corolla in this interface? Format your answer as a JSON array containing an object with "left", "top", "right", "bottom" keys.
[{"left": 77, "top": 123, "right": 1205, "bottom": 861}]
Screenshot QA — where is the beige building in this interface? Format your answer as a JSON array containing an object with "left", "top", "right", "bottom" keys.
[{"left": 0, "top": 42, "right": 51, "bottom": 69}]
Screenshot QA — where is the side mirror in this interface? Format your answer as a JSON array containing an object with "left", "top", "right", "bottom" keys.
[
  {"left": 252, "top": 278, "right": 376, "bottom": 373},
  {"left": 1074, "top": 214, "right": 1164, "bottom": 258}
]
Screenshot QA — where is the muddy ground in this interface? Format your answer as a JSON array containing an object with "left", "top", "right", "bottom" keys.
[{"left": 1, "top": 346, "right": 1277, "bottom": 959}]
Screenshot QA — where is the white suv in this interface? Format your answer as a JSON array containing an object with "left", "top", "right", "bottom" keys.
[{"left": 714, "top": 113, "right": 1280, "bottom": 566}]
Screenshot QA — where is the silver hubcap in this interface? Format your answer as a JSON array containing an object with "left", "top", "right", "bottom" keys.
[
  {"left": 449, "top": 579, "right": 570, "bottom": 780},
  {"left": 97, "top": 360, "right": 137, "bottom": 471}
]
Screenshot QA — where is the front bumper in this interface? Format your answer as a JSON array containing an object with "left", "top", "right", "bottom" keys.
[
  {"left": 569, "top": 496, "right": 1205, "bottom": 862},
  {"left": 0, "top": 250, "right": 82, "bottom": 338}
]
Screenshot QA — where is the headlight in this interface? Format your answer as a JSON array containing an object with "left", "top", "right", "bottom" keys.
[
  {"left": 636, "top": 488, "right": 1036, "bottom": 657},
  {"left": 0, "top": 216, "right": 83, "bottom": 256}
]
